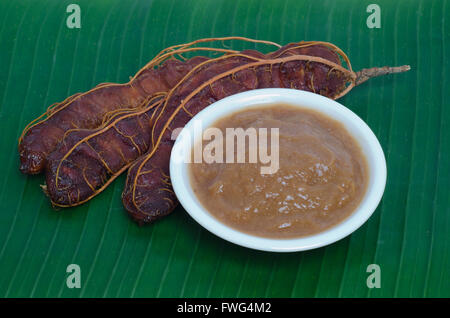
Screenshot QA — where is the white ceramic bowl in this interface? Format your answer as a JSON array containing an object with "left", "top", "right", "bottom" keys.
[{"left": 170, "top": 88, "right": 386, "bottom": 252}]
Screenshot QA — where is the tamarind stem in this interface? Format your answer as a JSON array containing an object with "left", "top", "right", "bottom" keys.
[{"left": 355, "top": 65, "right": 411, "bottom": 86}]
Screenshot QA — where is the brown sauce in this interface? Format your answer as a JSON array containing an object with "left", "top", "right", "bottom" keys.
[{"left": 189, "top": 104, "right": 368, "bottom": 238}]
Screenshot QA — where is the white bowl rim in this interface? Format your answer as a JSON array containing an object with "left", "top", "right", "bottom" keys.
[{"left": 170, "top": 88, "right": 387, "bottom": 252}]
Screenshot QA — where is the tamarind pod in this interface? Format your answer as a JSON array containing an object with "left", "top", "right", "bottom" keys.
[
  {"left": 122, "top": 42, "right": 357, "bottom": 224},
  {"left": 18, "top": 56, "right": 210, "bottom": 175},
  {"left": 122, "top": 41, "right": 410, "bottom": 224}
]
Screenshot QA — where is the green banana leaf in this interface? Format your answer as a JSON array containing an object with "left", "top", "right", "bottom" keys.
[{"left": 0, "top": 0, "right": 448, "bottom": 298}]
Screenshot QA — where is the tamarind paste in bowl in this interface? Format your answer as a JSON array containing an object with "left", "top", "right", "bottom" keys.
[{"left": 188, "top": 104, "right": 368, "bottom": 239}]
